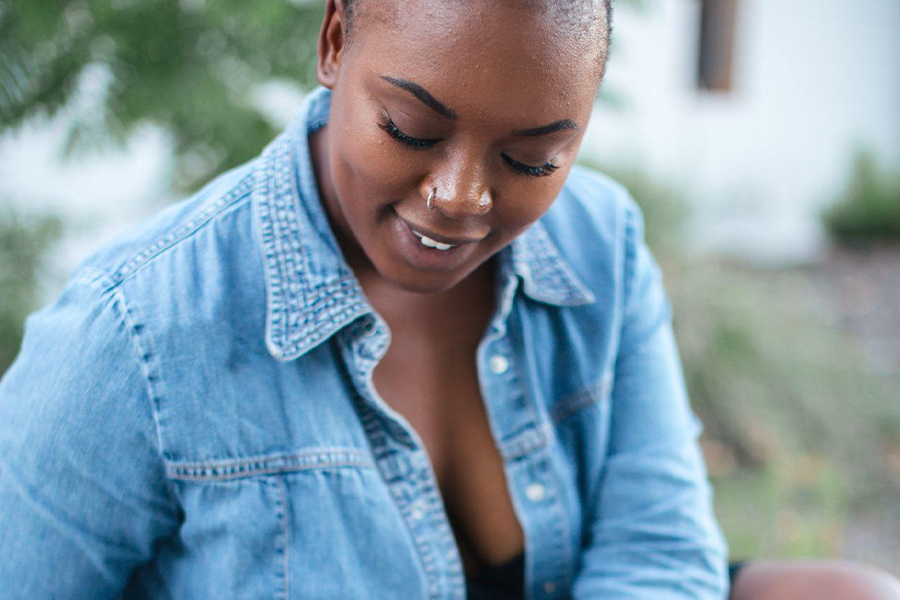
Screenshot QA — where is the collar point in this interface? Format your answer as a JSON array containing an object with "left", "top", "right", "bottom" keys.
[
  {"left": 265, "top": 337, "right": 291, "bottom": 362},
  {"left": 522, "top": 282, "right": 596, "bottom": 307}
]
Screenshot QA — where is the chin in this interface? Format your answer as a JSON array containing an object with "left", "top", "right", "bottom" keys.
[{"left": 383, "top": 268, "right": 468, "bottom": 295}]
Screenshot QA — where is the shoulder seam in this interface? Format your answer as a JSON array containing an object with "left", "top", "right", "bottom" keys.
[
  {"left": 108, "top": 278, "right": 182, "bottom": 502},
  {"left": 63, "top": 268, "right": 183, "bottom": 502},
  {"left": 99, "top": 171, "right": 255, "bottom": 289}
]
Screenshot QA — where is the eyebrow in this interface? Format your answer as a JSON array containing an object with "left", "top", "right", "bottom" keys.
[
  {"left": 381, "top": 75, "right": 458, "bottom": 120},
  {"left": 381, "top": 75, "right": 580, "bottom": 137},
  {"left": 512, "top": 120, "right": 579, "bottom": 137}
]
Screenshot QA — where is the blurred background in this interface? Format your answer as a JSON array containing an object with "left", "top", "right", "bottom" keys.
[{"left": 1, "top": 0, "right": 898, "bottom": 575}]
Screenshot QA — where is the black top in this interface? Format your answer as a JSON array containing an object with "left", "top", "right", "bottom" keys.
[
  {"left": 465, "top": 551, "right": 526, "bottom": 600},
  {"left": 464, "top": 553, "right": 747, "bottom": 599}
]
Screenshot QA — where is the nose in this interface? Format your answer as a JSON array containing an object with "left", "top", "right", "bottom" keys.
[{"left": 426, "top": 153, "right": 493, "bottom": 219}]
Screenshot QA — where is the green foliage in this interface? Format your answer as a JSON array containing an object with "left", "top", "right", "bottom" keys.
[
  {"left": 823, "top": 151, "right": 900, "bottom": 244},
  {"left": 714, "top": 456, "right": 849, "bottom": 560},
  {"left": 0, "top": 208, "right": 61, "bottom": 375},
  {"left": 0, "top": 0, "right": 326, "bottom": 189},
  {"left": 669, "top": 257, "right": 900, "bottom": 494}
]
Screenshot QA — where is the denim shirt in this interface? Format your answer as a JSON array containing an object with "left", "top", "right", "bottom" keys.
[{"left": 0, "top": 86, "right": 728, "bottom": 599}]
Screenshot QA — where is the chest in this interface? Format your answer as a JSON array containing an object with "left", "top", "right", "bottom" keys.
[
  {"left": 371, "top": 320, "right": 525, "bottom": 578},
  {"left": 140, "top": 255, "right": 616, "bottom": 598}
]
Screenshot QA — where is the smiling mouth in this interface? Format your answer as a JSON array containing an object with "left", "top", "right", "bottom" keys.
[
  {"left": 409, "top": 229, "right": 458, "bottom": 251},
  {"left": 391, "top": 207, "right": 487, "bottom": 258}
]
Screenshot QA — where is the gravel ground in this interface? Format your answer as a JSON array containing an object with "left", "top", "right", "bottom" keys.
[
  {"left": 797, "top": 243, "right": 900, "bottom": 576},
  {"left": 807, "top": 244, "right": 900, "bottom": 376}
]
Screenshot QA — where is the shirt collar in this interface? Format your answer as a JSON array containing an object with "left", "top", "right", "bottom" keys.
[{"left": 252, "top": 86, "right": 595, "bottom": 362}]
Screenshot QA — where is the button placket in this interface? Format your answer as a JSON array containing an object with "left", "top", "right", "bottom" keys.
[
  {"left": 516, "top": 454, "right": 573, "bottom": 600},
  {"left": 345, "top": 344, "right": 466, "bottom": 600},
  {"left": 410, "top": 498, "right": 427, "bottom": 522},
  {"left": 525, "top": 482, "right": 546, "bottom": 502}
]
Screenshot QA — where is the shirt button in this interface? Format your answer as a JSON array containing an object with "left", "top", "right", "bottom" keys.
[
  {"left": 543, "top": 581, "right": 556, "bottom": 594},
  {"left": 410, "top": 502, "right": 426, "bottom": 521},
  {"left": 489, "top": 354, "right": 509, "bottom": 374},
  {"left": 525, "top": 482, "right": 546, "bottom": 502}
]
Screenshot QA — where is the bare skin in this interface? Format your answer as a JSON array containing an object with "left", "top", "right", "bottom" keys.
[
  {"left": 364, "top": 259, "right": 525, "bottom": 574},
  {"left": 307, "top": 0, "right": 900, "bottom": 595},
  {"left": 731, "top": 560, "right": 900, "bottom": 600},
  {"left": 310, "top": 0, "right": 602, "bottom": 577}
]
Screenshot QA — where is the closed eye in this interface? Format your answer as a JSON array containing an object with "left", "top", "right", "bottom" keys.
[
  {"left": 378, "top": 117, "right": 441, "bottom": 150},
  {"left": 378, "top": 115, "right": 561, "bottom": 178},
  {"left": 501, "top": 154, "right": 560, "bottom": 178}
]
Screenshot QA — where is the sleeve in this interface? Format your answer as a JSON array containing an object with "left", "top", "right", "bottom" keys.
[
  {"left": 0, "top": 270, "right": 182, "bottom": 599},
  {"left": 571, "top": 201, "right": 729, "bottom": 599}
]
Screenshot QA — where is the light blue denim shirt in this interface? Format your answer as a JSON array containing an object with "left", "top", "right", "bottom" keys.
[{"left": 0, "top": 86, "right": 728, "bottom": 599}]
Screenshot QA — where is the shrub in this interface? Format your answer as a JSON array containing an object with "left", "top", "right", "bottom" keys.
[{"left": 823, "top": 152, "right": 900, "bottom": 244}]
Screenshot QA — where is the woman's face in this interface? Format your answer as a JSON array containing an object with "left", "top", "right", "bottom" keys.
[{"left": 314, "top": 0, "right": 606, "bottom": 294}]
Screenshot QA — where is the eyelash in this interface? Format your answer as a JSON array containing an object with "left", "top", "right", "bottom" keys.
[
  {"left": 378, "top": 118, "right": 440, "bottom": 150},
  {"left": 501, "top": 155, "right": 560, "bottom": 178},
  {"left": 377, "top": 116, "right": 561, "bottom": 178}
]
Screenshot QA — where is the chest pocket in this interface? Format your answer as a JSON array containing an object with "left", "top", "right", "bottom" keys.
[
  {"left": 147, "top": 340, "right": 429, "bottom": 599},
  {"left": 152, "top": 449, "right": 427, "bottom": 599}
]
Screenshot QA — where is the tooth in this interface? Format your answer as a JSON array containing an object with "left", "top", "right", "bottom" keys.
[
  {"left": 421, "top": 235, "right": 454, "bottom": 250},
  {"left": 412, "top": 229, "right": 456, "bottom": 251}
]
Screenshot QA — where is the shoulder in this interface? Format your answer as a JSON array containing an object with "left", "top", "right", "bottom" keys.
[
  {"left": 77, "top": 160, "right": 258, "bottom": 289},
  {"left": 1, "top": 158, "right": 269, "bottom": 465},
  {"left": 539, "top": 163, "right": 646, "bottom": 293},
  {"left": 558, "top": 163, "right": 636, "bottom": 213},
  {"left": 67, "top": 159, "right": 263, "bottom": 331},
  {"left": 33, "top": 159, "right": 267, "bottom": 372},
  {"left": 545, "top": 163, "right": 643, "bottom": 253}
]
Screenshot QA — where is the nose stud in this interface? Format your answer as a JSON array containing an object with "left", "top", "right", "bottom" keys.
[{"left": 427, "top": 188, "right": 437, "bottom": 210}]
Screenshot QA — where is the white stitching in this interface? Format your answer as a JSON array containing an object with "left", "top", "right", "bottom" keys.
[{"left": 165, "top": 448, "right": 376, "bottom": 481}]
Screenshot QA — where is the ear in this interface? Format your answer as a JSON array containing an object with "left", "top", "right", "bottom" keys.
[{"left": 317, "top": 0, "right": 348, "bottom": 89}]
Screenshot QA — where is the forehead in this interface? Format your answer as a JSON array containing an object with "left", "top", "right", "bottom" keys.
[{"left": 346, "top": 0, "right": 605, "bottom": 126}]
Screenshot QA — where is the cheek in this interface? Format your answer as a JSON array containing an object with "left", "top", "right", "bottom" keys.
[
  {"left": 495, "top": 182, "right": 561, "bottom": 232},
  {"left": 332, "top": 107, "right": 423, "bottom": 201}
]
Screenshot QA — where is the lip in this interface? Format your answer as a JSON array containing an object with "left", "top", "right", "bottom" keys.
[
  {"left": 397, "top": 219, "right": 485, "bottom": 247},
  {"left": 390, "top": 208, "right": 484, "bottom": 272}
]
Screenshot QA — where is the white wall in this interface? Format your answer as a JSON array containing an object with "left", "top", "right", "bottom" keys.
[{"left": 581, "top": 0, "right": 900, "bottom": 264}]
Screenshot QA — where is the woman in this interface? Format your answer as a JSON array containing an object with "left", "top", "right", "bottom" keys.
[{"left": 0, "top": 0, "right": 898, "bottom": 598}]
